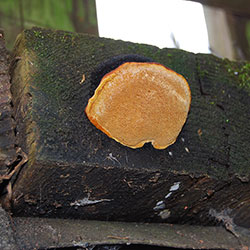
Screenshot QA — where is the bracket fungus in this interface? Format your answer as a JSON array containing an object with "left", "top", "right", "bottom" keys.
[{"left": 85, "top": 61, "right": 191, "bottom": 149}]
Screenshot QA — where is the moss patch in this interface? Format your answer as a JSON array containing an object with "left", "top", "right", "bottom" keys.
[{"left": 224, "top": 59, "right": 250, "bottom": 95}]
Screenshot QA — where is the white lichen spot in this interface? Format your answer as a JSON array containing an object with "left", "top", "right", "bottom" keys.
[
  {"left": 70, "top": 194, "right": 112, "bottom": 207},
  {"left": 72, "top": 242, "right": 90, "bottom": 248},
  {"left": 165, "top": 182, "right": 181, "bottom": 200},
  {"left": 170, "top": 182, "right": 181, "bottom": 192},
  {"left": 158, "top": 209, "right": 171, "bottom": 220},
  {"left": 105, "top": 153, "right": 121, "bottom": 166},
  {"left": 156, "top": 200, "right": 164, "bottom": 206},
  {"left": 165, "top": 192, "right": 172, "bottom": 199},
  {"left": 153, "top": 201, "right": 166, "bottom": 211}
]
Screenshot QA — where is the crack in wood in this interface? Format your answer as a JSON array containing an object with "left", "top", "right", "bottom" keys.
[{"left": 195, "top": 57, "right": 210, "bottom": 96}]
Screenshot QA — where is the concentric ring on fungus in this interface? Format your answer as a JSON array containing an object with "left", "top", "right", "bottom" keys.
[{"left": 85, "top": 62, "right": 191, "bottom": 149}]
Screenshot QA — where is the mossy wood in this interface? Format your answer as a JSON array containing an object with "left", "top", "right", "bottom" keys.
[{"left": 11, "top": 27, "right": 250, "bottom": 228}]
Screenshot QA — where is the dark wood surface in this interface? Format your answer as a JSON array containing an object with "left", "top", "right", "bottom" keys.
[
  {"left": 10, "top": 27, "right": 250, "bottom": 228},
  {"left": 0, "top": 30, "right": 17, "bottom": 179}
]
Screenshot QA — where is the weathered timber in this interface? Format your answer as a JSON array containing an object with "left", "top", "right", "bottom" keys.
[
  {"left": 12, "top": 217, "right": 248, "bottom": 249},
  {"left": 10, "top": 27, "right": 250, "bottom": 228},
  {"left": 0, "top": 29, "right": 17, "bottom": 180},
  {"left": 0, "top": 206, "right": 18, "bottom": 250}
]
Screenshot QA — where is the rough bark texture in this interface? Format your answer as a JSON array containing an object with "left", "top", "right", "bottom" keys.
[
  {"left": 0, "top": 29, "right": 16, "bottom": 179},
  {"left": 10, "top": 27, "right": 250, "bottom": 229}
]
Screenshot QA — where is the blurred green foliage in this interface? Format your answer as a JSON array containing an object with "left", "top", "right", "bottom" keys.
[{"left": 0, "top": 0, "right": 98, "bottom": 50}]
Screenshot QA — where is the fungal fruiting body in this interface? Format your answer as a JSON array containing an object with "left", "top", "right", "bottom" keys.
[{"left": 85, "top": 62, "right": 191, "bottom": 149}]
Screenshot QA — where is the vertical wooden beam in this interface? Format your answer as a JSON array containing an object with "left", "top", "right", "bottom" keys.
[{"left": 203, "top": 6, "right": 235, "bottom": 60}]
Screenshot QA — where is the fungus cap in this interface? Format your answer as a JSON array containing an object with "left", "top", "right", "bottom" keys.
[{"left": 85, "top": 62, "right": 191, "bottom": 149}]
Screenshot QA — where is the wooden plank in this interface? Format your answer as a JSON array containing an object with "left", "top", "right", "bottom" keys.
[
  {"left": 13, "top": 217, "right": 247, "bottom": 249},
  {"left": 203, "top": 6, "right": 250, "bottom": 61},
  {"left": 186, "top": 0, "right": 250, "bottom": 16},
  {"left": 10, "top": 27, "right": 250, "bottom": 229},
  {"left": 203, "top": 6, "right": 235, "bottom": 60}
]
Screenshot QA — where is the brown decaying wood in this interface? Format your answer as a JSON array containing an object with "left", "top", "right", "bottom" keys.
[{"left": 0, "top": 30, "right": 17, "bottom": 178}]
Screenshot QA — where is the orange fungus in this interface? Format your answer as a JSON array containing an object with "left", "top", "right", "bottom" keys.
[{"left": 85, "top": 62, "right": 191, "bottom": 149}]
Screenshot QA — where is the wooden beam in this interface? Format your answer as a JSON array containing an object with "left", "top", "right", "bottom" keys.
[
  {"left": 186, "top": 0, "right": 250, "bottom": 16},
  {"left": 13, "top": 217, "right": 249, "bottom": 249},
  {"left": 9, "top": 28, "right": 250, "bottom": 229},
  {"left": 203, "top": 6, "right": 235, "bottom": 60}
]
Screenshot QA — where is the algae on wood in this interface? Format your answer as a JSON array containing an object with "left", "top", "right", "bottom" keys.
[{"left": 10, "top": 27, "right": 250, "bottom": 228}]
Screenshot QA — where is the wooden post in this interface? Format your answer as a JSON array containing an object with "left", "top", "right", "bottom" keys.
[
  {"left": 203, "top": 6, "right": 235, "bottom": 59},
  {"left": 187, "top": 0, "right": 250, "bottom": 60}
]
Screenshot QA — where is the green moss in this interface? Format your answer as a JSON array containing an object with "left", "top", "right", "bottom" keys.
[
  {"left": 238, "top": 63, "right": 250, "bottom": 89},
  {"left": 197, "top": 63, "right": 209, "bottom": 78},
  {"left": 224, "top": 59, "right": 250, "bottom": 95}
]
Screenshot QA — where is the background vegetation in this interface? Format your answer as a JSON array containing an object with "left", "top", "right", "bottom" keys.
[
  {"left": 0, "top": 0, "right": 250, "bottom": 60},
  {"left": 0, "top": 0, "right": 98, "bottom": 49}
]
